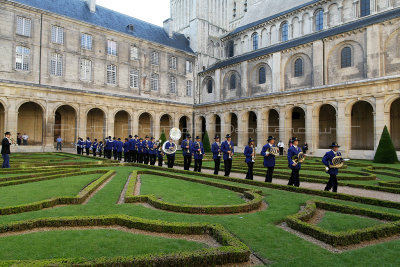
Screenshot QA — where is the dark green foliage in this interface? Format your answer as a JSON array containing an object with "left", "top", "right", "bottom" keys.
[
  {"left": 374, "top": 126, "right": 399, "bottom": 164},
  {"left": 202, "top": 131, "right": 211, "bottom": 153},
  {"left": 159, "top": 130, "right": 167, "bottom": 147}
]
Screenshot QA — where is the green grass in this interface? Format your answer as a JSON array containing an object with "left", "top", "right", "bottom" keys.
[
  {"left": 0, "top": 229, "right": 206, "bottom": 260},
  {"left": 0, "top": 174, "right": 100, "bottom": 207},
  {"left": 317, "top": 211, "right": 384, "bottom": 232},
  {"left": 139, "top": 174, "right": 245, "bottom": 205}
]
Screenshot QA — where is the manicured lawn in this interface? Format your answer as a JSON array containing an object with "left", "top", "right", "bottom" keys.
[
  {"left": 139, "top": 174, "right": 245, "bottom": 205},
  {"left": 0, "top": 229, "right": 206, "bottom": 260},
  {"left": 316, "top": 211, "right": 384, "bottom": 232}
]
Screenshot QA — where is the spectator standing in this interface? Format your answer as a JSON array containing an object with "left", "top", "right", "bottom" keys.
[
  {"left": 277, "top": 140, "right": 284, "bottom": 156},
  {"left": 56, "top": 136, "right": 63, "bottom": 151},
  {"left": 17, "top": 133, "right": 22, "bottom": 146},
  {"left": 1, "top": 132, "right": 12, "bottom": 168},
  {"left": 22, "top": 133, "right": 29, "bottom": 145}
]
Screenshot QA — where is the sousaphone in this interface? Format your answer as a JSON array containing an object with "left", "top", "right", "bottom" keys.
[{"left": 162, "top": 127, "right": 182, "bottom": 155}]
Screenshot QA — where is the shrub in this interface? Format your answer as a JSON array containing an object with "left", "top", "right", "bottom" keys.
[
  {"left": 374, "top": 125, "right": 399, "bottom": 164},
  {"left": 203, "top": 131, "right": 211, "bottom": 153},
  {"left": 159, "top": 130, "right": 167, "bottom": 147}
]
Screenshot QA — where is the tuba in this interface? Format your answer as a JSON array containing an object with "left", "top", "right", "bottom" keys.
[
  {"left": 329, "top": 155, "right": 345, "bottom": 169},
  {"left": 292, "top": 152, "right": 305, "bottom": 164},
  {"left": 267, "top": 146, "right": 280, "bottom": 157},
  {"left": 162, "top": 128, "right": 181, "bottom": 155}
]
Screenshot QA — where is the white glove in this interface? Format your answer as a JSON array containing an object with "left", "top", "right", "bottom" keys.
[
  {"left": 266, "top": 152, "right": 270, "bottom": 156},
  {"left": 292, "top": 162, "right": 297, "bottom": 167},
  {"left": 325, "top": 166, "right": 329, "bottom": 172}
]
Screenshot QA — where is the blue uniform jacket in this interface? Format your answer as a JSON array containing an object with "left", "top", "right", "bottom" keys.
[
  {"left": 165, "top": 142, "right": 175, "bottom": 156},
  {"left": 191, "top": 141, "right": 205, "bottom": 160},
  {"left": 123, "top": 141, "right": 130, "bottom": 152},
  {"left": 137, "top": 142, "right": 144, "bottom": 154},
  {"left": 156, "top": 148, "right": 164, "bottom": 158},
  {"left": 143, "top": 140, "right": 150, "bottom": 154},
  {"left": 105, "top": 140, "right": 111, "bottom": 150},
  {"left": 149, "top": 141, "right": 156, "bottom": 155},
  {"left": 92, "top": 142, "right": 98, "bottom": 151},
  {"left": 113, "top": 141, "right": 118, "bottom": 151},
  {"left": 181, "top": 140, "right": 193, "bottom": 156},
  {"left": 243, "top": 145, "right": 254, "bottom": 163},
  {"left": 211, "top": 142, "right": 221, "bottom": 160},
  {"left": 128, "top": 139, "right": 135, "bottom": 151},
  {"left": 322, "top": 150, "right": 341, "bottom": 175},
  {"left": 116, "top": 141, "right": 123, "bottom": 152},
  {"left": 261, "top": 143, "right": 276, "bottom": 168},
  {"left": 98, "top": 143, "right": 103, "bottom": 151},
  {"left": 77, "top": 140, "right": 83, "bottom": 148},
  {"left": 287, "top": 146, "right": 302, "bottom": 170},
  {"left": 221, "top": 140, "right": 234, "bottom": 161},
  {"left": 85, "top": 140, "right": 91, "bottom": 149}
]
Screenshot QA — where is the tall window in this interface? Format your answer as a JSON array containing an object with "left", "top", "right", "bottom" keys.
[
  {"left": 51, "top": 25, "right": 64, "bottom": 44},
  {"left": 315, "top": 9, "right": 324, "bottom": 31},
  {"left": 229, "top": 74, "right": 236, "bottom": 89},
  {"left": 341, "top": 47, "right": 352, "bottom": 68},
  {"left": 130, "top": 46, "right": 139, "bottom": 60},
  {"left": 151, "top": 51, "right": 159, "bottom": 65},
  {"left": 50, "top": 53, "right": 63, "bottom": 76},
  {"left": 15, "top": 46, "right": 30, "bottom": 71},
  {"left": 130, "top": 69, "right": 139, "bottom": 88},
  {"left": 186, "top": 60, "right": 193, "bottom": 73},
  {"left": 106, "top": 64, "right": 117, "bottom": 84},
  {"left": 294, "top": 58, "right": 303, "bottom": 77},
  {"left": 252, "top": 33, "right": 259, "bottom": 50},
  {"left": 80, "top": 59, "right": 92, "bottom": 81},
  {"left": 233, "top": 2, "right": 237, "bottom": 17},
  {"left": 258, "top": 67, "right": 266, "bottom": 84},
  {"left": 360, "top": 0, "right": 371, "bottom": 17},
  {"left": 170, "top": 76, "right": 177, "bottom": 93},
  {"left": 186, "top": 80, "right": 192, "bottom": 96},
  {"left": 151, "top": 73, "right": 159, "bottom": 91},
  {"left": 169, "top": 56, "right": 177, "bottom": 69},
  {"left": 281, "top": 22, "right": 289, "bottom": 42},
  {"left": 228, "top": 40, "right": 234, "bottom": 57},
  {"left": 81, "top": 33, "right": 92, "bottom": 50},
  {"left": 107, "top": 40, "right": 117, "bottom": 56},
  {"left": 207, "top": 79, "right": 213, "bottom": 93},
  {"left": 16, "top": 16, "right": 31, "bottom": 37}
]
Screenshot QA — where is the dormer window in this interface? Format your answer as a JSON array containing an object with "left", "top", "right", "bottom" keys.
[{"left": 127, "top": 24, "right": 134, "bottom": 32}]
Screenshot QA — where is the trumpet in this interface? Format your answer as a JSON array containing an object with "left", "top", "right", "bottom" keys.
[
  {"left": 251, "top": 144, "right": 256, "bottom": 162},
  {"left": 228, "top": 143, "right": 233, "bottom": 159},
  {"left": 292, "top": 152, "right": 305, "bottom": 164},
  {"left": 218, "top": 142, "right": 222, "bottom": 158},
  {"left": 196, "top": 141, "right": 202, "bottom": 155},
  {"left": 266, "top": 146, "right": 280, "bottom": 157}
]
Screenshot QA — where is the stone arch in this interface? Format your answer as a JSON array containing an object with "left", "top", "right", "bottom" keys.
[
  {"left": 318, "top": 104, "right": 337, "bottom": 149},
  {"left": 284, "top": 53, "right": 312, "bottom": 90},
  {"left": 18, "top": 102, "right": 44, "bottom": 145},
  {"left": 327, "top": 40, "right": 365, "bottom": 84},
  {"left": 291, "top": 106, "right": 306, "bottom": 146},
  {"left": 267, "top": 109, "right": 280, "bottom": 141},
  {"left": 248, "top": 111, "right": 257, "bottom": 145},
  {"left": 230, "top": 112, "right": 239, "bottom": 145},
  {"left": 160, "top": 113, "right": 173, "bottom": 138},
  {"left": 351, "top": 101, "right": 374, "bottom": 150},
  {"left": 292, "top": 16, "right": 300, "bottom": 38},
  {"left": 138, "top": 112, "right": 153, "bottom": 138},
  {"left": 328, "top": 3, "right": 340, "bottom": 27},
  {"left": 270, "top": 25, "right": 277, "bottom": 44},
  {"left": 223, "top": 70, "right": 242, "bottom": 99},
  {"left": 261, "top": 28, "right": 268, "bottom": 47},
  {"left": 342, "top": 0, "right": 353, "bottom": 23},
  {"left": 390, "top": 97, "right": 400, "bottom": 150},
  {"left": 87, "top": 108, "right": 106, "bottom": 141},
  {"left": 302, "top": 12, "right": 311, "bottom": 34},
  {"left": 249, "top": 62, "right": 272, "bottom": 95},
  {"left": 179, "top": 115, "right": 190, "bottom": 143},
  {"left": 114, "top": 110, "right": 131, "bottom": 139},
  {"left": 214, "top": 114, "right": 222, "bottom": 139},
  {"left": 202, "top": 76, "right": 215, "bottom": 94},
  {"left": 54, "top": 105, "right": 77, "bottom": 146}
]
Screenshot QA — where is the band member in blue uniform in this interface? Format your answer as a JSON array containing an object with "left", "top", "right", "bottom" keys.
[
  {"left": 221, "top": 134, "right": 234, "bottom": 177},
  {"left": 261, "top": 136, "right": 276, "bottom": 183},
  {"left": 149, "top": 137, "right": 157, "bottom": 166},
  {"left": 211, "top": 135, "right": 222, "bottom": 175},
  {"left": 287, "top": 137, "right": 303, "bottom": 187},
  {"left": 116, "top": 138, "right": 123, "bottom": 161},
  {"left": 112, "top": 137, "right": 118, "bottom": 160},
  {"left": 322, "top": 142, "right": 341, "bottom": 193},
  {"left": 123, "top": 138, "right": 130, "bottom": 162},
  {"left": 137, "top": 138, "right": 144, "bottom": 163},
  {"left": 76, "top": 137, "right": 82, "bottom": 155},
  {"left": 181, "top": 135, "right": 193, "bottom": 170},
  {"left": 92, "top": 139, "right": 98, "bottom": 157},
  {"left": 133, "top": 135, "right": 139, "bottom": 163},
  {"left": 128, "top": 135, "right": 134, "bottom": 162},
  {"left": 98, "top": 141, "right": 104, "bottom": 158},
  {"left": 105, "top": 136, "right": 113, "bottom": 159},
  {"left": 244, "top": 138, "right": 255, "bottom": 180},
  {"left": 85, "top": 137, "right": 91, "bottom": 156},
  {"left": 165, "top": 138, "right": 175, "bottom": 168},
  {"left": 156, "top": 141, "right": 164, "bottom": 167},
  {"left": 143, "top": 136, "right": 150, "bottom": 164},
  {"left": 192, "top": 136, "right": 205, "bottom": 172}
]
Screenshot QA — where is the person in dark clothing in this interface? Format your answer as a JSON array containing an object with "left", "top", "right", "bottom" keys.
[{"left": 1, "top": 132, "right": 12, "bottom": 169}]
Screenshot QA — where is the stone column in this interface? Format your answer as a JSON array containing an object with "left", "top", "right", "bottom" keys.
[
  {"left": 131, "top": 111, "right": 139, "bottom": 136},
  {"left": 153, "top": 112, "right": 161, "bottom": 139},
  {"left": 257, "top": 108, "right": 267, "bottom": 148},
  {"left": 304, "top": 105, "right": 314, "bottom": 154},
  {"left": 371, "top": 0, "right": 378, "bottom": 14},
  {"left": 353, "top": 0, "right": 359, "bottom": 18},
  {"left": 374, "top": 97, "right": 385, "bottom": 150},
  {"left": 6, "top": 99, "right": 18, "bottom": 138},
  {"left": 107, "top": 109, "right": 114, "bottom": 138},
  {"left": 194, "top": 114, "right": 203, "bottom": 138},
  {"left": 336, "top": 101, "right": 350, "bottom": 157},
  {"left": 206, "top": 113, "right": 216, "bottom": 140},
  {"left": 221, "top": 111, "right": 231, "bottom": 137},
  {"left": 44, "top": 103, "right": 55, "bottom": 150},
  {"left": 77, "top": 105, "right": 87, "bottom": 140},
  {"left": 299, "top": 20, "right": 304, "bottom": 36},
  {"left": 238, "top": 110, "right": 248, "bottom": 148},
  {"left": 324, "top": 11, "right": 329, "bottom": 29},
  {"left": 279, "top": 106, "right": 288, "bottom": 148},
  {"left": 338, "top": 5, "right": 344, "bottom": 23}
]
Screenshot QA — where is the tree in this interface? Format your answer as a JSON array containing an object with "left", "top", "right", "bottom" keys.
[
  {"left": 373, "top": 125, "right": 399, "bottom": 164},
  {"left": 159, "top": 130, "right": 167, "bottom": 147},
  {"left": 203, "top": 131, "right": 211, "bottom": 153}
]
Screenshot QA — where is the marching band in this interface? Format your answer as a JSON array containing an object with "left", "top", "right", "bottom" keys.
[{"left": 71, "top": 129, "right": 345, "bottom": 193}]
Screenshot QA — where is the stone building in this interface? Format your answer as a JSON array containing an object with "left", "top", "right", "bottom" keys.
[{"left": 0, "top": 0, "right": 399, "bottom": 159}]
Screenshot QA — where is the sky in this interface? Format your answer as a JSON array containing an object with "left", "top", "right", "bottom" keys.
[{"left": 96, "top": 0, "right": 170, "bottom": 27}]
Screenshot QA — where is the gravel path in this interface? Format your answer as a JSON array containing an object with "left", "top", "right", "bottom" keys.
[{"left": 172, "top": 166, "right": 400, "bottom": 203}]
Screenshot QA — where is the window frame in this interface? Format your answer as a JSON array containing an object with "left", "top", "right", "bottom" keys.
[
  {"left": 150, "top": 73, "right": 159, "bottom": 91},
  {"left": 130, "top": 46, "right": 139, "bottom": 60},
  {"left": 252, "top": 33, "right": 259, "bottom": 51},
  {"left": 50, "top": 53, "right": 63, "bottom": 76},
  {"left": 281, "top": 22, "right": 289, "bottom": 42},
  {"left": 294, "top": 58, "right": 304, "bottom": 77},
  {"left": 207, "top": 79, "right": 213, "bottom": 94},
  {"left": 229, "top": 74, "right": 237, "bottom": 90},
  {"left": 341, "top": 46, "right": 352, "bottom": 68},
  {"left": 106, "top": 64, "right": 117, "bottom": 85},
  {"left": 315, "top": 9, "right": 324, "bottom": 31},
  {"left": 80, "top": 58, "right": 92, "bottom": 82},
  {"left": 360, "top": 0, "right": 371, "bottom": 17},
  {"left": 81, "top": 33, "right": 93, "bottom": 50},
  {"left": 15, "top": 46, "right": 31, "bottom": 71},
  {"left": 16, "top": 16, "right": 32, "bottom": 37},
  {"left": 186, "top": 60, "right": 193, "bottom": 74},
  {"left": 258, "top": 66, "right": 266, "bottom": 84},
  {"left": 107, "top": 40, "right": 117, "bottom": 56},
  {"left": 129, "top": 69, "right": 139, "bottom": 88},
  {"left": 51, "top": 25, "right": 64, "bottom": 44},
  {"left": 169, "top": 56, "right": 177, "bottom": 70},
  {"left": 186, "top": 80, "right": 193, "bottom": 96},
  {"left": 169, "top": 76, "right": 177, "bottom": 94},
  {"left": 151, "top": 51, "right": 160, "bottom": 65}
]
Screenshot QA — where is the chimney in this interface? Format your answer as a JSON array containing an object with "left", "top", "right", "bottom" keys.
[
  {"left": 86, "top": 0, "right": 96, "bottom": 13},
  {"left": 163, "top": 18, "right": 173, "bottom": 38}
]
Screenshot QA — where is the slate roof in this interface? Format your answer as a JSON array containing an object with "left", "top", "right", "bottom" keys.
[
  {"left": 202, "top": 8, "right": 400, "bottom": 74},
  {"left": 9, "top": 0, "right": 194, "bottom": 54}
]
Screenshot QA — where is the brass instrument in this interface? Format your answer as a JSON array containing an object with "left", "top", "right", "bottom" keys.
[
  {"left": 196, "top": 141, "right": 202, "bottom": 155},
  {"left": 329, "top": 155, "right": 345, "bottom": 169},
  {"left": 292, "top": 152, "right": 305, "bottom": 164},
  {"left": 251, "top": 144, "right": 256, "bottom": 162},
  {"left": 218, "top": 142, "right": 222, "bottom": 158},
  {"left": 228, "top": 143, "right": 232, "bottom": 159},
  {"left": 162, "top": 128, "right": 181, "bottom": 155},
  {"left": 266, "top": 146, "right": 280, "bottom": 157}
]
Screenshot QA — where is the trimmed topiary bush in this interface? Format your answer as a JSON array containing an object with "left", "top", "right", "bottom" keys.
[
  {"left": 203, "top": 131, "right": 211, "bottom": 153},
  {"left": 374, "top": 126, "right": 399, "bottom": 164},
  {"left": 159, "top": 130, "right": 167, "bottom": 147}
]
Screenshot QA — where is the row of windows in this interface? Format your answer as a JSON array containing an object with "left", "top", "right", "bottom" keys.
[
  {"left": 15, "top": 16, "right": 194, "bottom": 72},
  {"left": 240, "top": 1, "right": 372, "bottom": 54}
]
